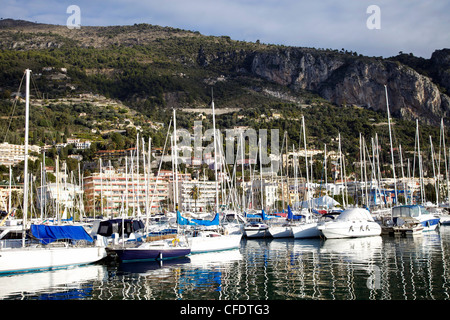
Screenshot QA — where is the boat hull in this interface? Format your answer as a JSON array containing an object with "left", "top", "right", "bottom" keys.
[
  {"left": 244, "top": 223, "right": 269, "bottom": 238},
  {"left": 268, "top": 226, "right": 293, "bottom": 238},
  {"left": 0, "top": 246, "right": 107, "bottom": 274},
  {"left": 114, "top": 247, "right": 190, "bottom": 262},
  {"left": 245, "top": 228, "right": 269, "bottom": 238},
  {"left": 319, "top": 221, "right": 381, "bottom": 239},
  {"left": 292, "top": 222, "right": 321, "bottom": 239},
  {"left": 189, "top": 234, "right": 242, "bottom": 254},
  {"left": 420, "top": 218, "right": 440, "bottom": 231}
]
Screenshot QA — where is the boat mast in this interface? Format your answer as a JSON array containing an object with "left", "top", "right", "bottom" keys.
[
  {"left": 385, "top": 85, "right": 398, "bottom": 206},
  {"left": 430, "top": 136, "right": 439, "bottom": 205},
  {"left": 22, "top": 69, "right": 30, "bottom": 247},
  {"left": 442, "top": 118, "right": 450, "bottom": 206},
  {"left": 211, "top": 89, "right": 219, "bottom": 214},
  {"left": 240, "top": 132, "right": 245, "bottom": 212},
  {"left": 173, "top": 109, "right": 179, "bottom": 212},
  {"left": 259, "top": 138, "right": 264, "bottom": 212},
  {"left": 416, "top": 119, "right": 425, "bottom": 204},
  {"left": 301, "top": 116, "right": 310, "bottom": 211}
]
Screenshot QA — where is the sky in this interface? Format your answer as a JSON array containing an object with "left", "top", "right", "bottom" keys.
[{"left": 2, "top": 0, "right": 449, "bottom": 58}]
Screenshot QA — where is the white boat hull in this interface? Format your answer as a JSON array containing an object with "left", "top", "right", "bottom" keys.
[
  {"left": 0, "top": 246, "right": 107, "bottom": 274},
  {"left": 268, "top": 226, "right": 292, "bottom": 238},
  {"left": 292, "top": 222, "right": 321, "bottom": 239},
  {"left": 245, "top": 228, "right": 269, "bottom": 238},
  {"left": 189, "top": 234, "right": 242, "bottom": 254},
  {"left": 319, "top": 221, "right": 381, "bottom": 239},
  {"left": 244, "top": 223, "right": 269, "bottom": 238}
]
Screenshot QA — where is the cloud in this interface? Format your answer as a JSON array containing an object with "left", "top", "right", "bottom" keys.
[{"left": 1, "top": 0, "right": 448, "bottom": 58}]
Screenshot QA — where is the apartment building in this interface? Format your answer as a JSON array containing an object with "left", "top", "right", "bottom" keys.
[
  {"left": 83, "top": 166, "right": 169, "bottom": 217},
  {"left": 0, "top": 142, "right": 40, "bottom": 166}
]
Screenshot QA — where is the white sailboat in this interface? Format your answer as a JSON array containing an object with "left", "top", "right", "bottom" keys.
[
  {"left": 244, "top": 137, "right": 271, "bottom": 238},
  {"left": 0, "top": 69, "right": 107, "bottom": 274},
  {"left": 176, "top": 98, "right": 243, "bottom": 252},
  {"left": 291, "top": 116, "right": 323, "bottom": 239}
]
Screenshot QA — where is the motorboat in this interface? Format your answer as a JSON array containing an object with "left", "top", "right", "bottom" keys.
[
  {"left": 392, "top": 216, "right": 424, "bottom": 237},
  {"left": 391, "top": 205, "right": 440, "bottom": 231},
  {"left": 318, "top": 207, "right": 382, "bottom": 239}
]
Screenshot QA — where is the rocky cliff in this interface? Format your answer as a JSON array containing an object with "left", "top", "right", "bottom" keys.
[{"left": 248, "top": 47, "right": 450, "bottom": 125}]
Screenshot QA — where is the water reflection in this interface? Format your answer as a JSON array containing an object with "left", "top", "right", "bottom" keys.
[
  {"left": 4, "top": 228, "right": 450, "bottom": 300},
  {"left": 0, "top": 264, "right": 107, "bottom": 299}
]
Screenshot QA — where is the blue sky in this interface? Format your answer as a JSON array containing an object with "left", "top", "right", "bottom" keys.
[{"left": 2, "top": 0, "right": 449, "bottom": 58}]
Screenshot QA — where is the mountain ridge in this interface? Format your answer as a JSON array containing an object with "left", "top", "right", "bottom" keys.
[{"left": 0, "top": 18, "right": 449, "bottom": 126}]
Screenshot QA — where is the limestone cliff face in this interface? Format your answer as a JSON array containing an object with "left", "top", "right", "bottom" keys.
[
  {"left": 430, "top": 49, "right": 450, "bottom": 94},
  {"left": 249, "top": 48, "right": 450, "bottom": 125}
]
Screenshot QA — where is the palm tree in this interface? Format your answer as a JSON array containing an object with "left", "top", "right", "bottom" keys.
[{"left": 190, "top": 185, "right": 201, "bottom": 213}]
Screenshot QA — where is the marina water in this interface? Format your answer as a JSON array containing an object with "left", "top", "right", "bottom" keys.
[{"left": 2, "top": 226, "right": 450, "bottom": 300}]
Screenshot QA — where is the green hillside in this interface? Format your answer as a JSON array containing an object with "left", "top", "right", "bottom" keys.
[{"left": 0, "top": 20, "right": 446, "bottom": 181}]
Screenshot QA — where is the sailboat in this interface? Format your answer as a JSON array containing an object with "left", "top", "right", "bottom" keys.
[
  {"left": 290, "top": 116, "right": 322, "bottom": 239},
  {"left": 0, "top": 69, "right": 107, "bottom": 274},
  {"left": 244, "top": 137, "right": 273, "bottom": 238},
  {"left": 178, "top": 96, "right": 242, "bottom": 252},
  {"left": 291, "top": 207, "right": 322, "bottom": 239},
  {"left": 177, "top": 211, "right": 242, "bottom": 253}
]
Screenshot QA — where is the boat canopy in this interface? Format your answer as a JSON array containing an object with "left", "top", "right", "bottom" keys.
[
  {"left": 335, "top": 208, "right": 374, "bottom": 222},
  {"left": 177, "top": 211, "right": 219, "bottom": 226},
  {"left": 94, "top": 218, "right": 145, "bottom": 237},
  {"left": 30, "top": 224, "right": 94, "bottom": 245},
  {"left": 392, "top": 205, "right": 429, "bottom": 218}
]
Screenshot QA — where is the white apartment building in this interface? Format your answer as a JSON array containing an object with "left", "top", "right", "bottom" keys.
[
  {"left": 170, "top": 179, "right": 219, "bottom": 213},
  {"left": 36, "top": 182, "right": 83, "bottom": 212},
  {"left": 246, "top": 179, "right": 279, "bottom": 211},
  {"left": 0, "top": 142, "right": 40, "bottom": 166}
]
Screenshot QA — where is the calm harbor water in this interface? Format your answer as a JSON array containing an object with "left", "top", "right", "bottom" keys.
[{"left": 2, "top": 226, "right": 450, "bottom": 301}]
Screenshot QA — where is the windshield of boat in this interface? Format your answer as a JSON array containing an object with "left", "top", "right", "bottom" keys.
[{"left": 392, "top": 206, "right": 421, "bottom": 218}]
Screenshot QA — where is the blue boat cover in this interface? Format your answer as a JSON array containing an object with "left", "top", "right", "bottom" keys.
[
  {"left": 287, "top": 205, "right": 304, "bottom": 220},
  {"left": 30, "top": 224, "right": 94, "bottom": 245},
  {"left": 245, "top": 210, "right": 275, "bottom": 221},
  {"left": 177, "top": 211, "right": 219, "bottom": 226}
]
